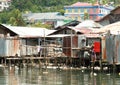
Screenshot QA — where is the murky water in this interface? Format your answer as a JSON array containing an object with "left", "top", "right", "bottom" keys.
[{"left": 0, "top": 66, "right": 120, "bottom": 85}]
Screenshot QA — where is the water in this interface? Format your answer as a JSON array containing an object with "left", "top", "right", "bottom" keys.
[{"left": 0, "top": 67, "right": 120, "bottom": 85}]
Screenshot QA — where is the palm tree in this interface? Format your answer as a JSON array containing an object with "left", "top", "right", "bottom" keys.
[{"left": 9, "top": 9, "right": 26, "bottom": 26}]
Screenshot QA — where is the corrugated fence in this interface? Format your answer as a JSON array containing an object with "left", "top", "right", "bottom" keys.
[
  {"left": 0, "top": 37, "right": 39, "bottom": 57},
  {"left": 103, "top": 34, "right": 120, "bottom": 64}
]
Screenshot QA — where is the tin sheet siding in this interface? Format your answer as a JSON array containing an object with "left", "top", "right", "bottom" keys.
[
  {"left": 6, "top": 38, "right": 11, "bottom": 56},
  {"left": 0, "top": 38, "right": 20, "bottom": 57},
  {"left": 20, "top": 39, "right": 27, "bottom": 56},
  {"left": 115, "top": 35, "right": 120, "bottom": 64},
  {"left": 0, "top": 37, "right": 39, "bottom": 57},
  {"left": 0, "top": 38, "right": 6, "bottom": 56},
  {"left": 101, "top": 36, "right": 107, "bottom": 60},
  {"left": 6, "top": 38, "right": 20, "bottom": 56},
  {"left": 106, "top": 35, "right": 115, "bottom": 64}
]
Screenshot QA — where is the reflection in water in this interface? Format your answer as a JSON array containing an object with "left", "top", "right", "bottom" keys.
[
  {"left": 0, "top": 68, "right": 6, "bottom": 85},
  {"left": 0, "top": 66, "right": 120, "bottom": 85}
]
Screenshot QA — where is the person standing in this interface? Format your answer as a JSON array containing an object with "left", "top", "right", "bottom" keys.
[{"left": 91, "top": 48, "right": 96, "bottom": 62}]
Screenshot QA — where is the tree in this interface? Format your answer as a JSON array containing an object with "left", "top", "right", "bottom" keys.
[
  {"left": 84, "top": 12, "right": 89, "bottom": 20},
  {"left": 31, "top": 22, "right": 52, "bottom": 29},
  {"left": 0, "top": 11, "right": 10, "bottom": 24},
  {"left": 0, "top": 0, "right": 116, "bottom": 26},
  {"left": 9, "top": 9, "right": 26, "bottom": 26},
  {"left": 59, "top": 9, "right": 65, "bottom": 15}
]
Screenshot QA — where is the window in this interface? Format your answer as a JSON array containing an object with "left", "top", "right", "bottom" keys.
[
  {"left": 68, "top": 9, "right": 72, "bottom": 13},
  {"left": 65, "top": 9, "right": 68, "bottom": 13},
  {"left": 99, "top": 9, "right": 101, "bottom": 13},
  {"left": 87, "top": 8, "right": 90, "bottom": 13},
  {"left": 80, "top": 8, "right": 84, "bottom": 13},
  {"left": 84, "top": 8, "right": 89, "bottom": 13},
  {"left": 74, "top": 9, "right": 78, "bottom": 13},
  {"left": 93, "top": 8, "right": 96, "bottom": 13}
]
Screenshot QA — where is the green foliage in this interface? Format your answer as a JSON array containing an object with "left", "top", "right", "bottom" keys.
[
  {"left": 84, "top": 12, "right": 89, "bottom": 20},
  {"left": 8, "top": 9, "right": 26, "bottom": 26},
  {"left": 0, "top": 11, "right": 10, "bottom": 24},
  {"left": 10, "top": 0, "right": 84, "bottom": 12},
  {"left": 0, "top": 0, "right": 116, "bottom": 26},
  {"left": 0, "top": 0, "right": 78, "bottom": 25},
  {"left": 31, "top": 22, "right": 52, "bottom": 29}
]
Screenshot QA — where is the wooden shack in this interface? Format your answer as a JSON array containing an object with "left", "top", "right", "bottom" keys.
[
  {"left": 96, "top": 6, "right": 120, "bottom": 26},
  {"left": 0, "top": 24, "right": 55, "bottom": 57}
]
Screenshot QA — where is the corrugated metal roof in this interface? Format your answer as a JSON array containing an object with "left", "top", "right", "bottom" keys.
[
  {"left": 97, "top": 21, "right": 120, "bottom": 34},
  {"left": 69, "top": 26, "right": 99, "bottom": 34},
  {"left": 23, "top": 12, "right": 66, "bottom": 21},
  {"left": 46, "top": 34, "right": 70, "bottom": 38},
  {"left": 2, "top": 24, "right": 56, "bottom": 37},
  {"left": 83, "top": 34, "right": 100, "bottom": 38},
  {"left": 65, "top": 2, "right": 114, "bottom": 10},
  {"left": 71, "top": 2, "right": 92, "bottom": 7},
  {"left": 75, "top": 20, "right": 102, "bottom": 28},
  {"left": 75, "top": 27, "right": 92, "bottom": 34}
]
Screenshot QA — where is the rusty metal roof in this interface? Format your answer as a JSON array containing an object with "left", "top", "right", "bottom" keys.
[
  {"left": 69, "top": 26, "right": 98, "bottom": 34},
  {"left": 83, "top": 33, "right": 100, "bottom": 38},
  {"left": 75, "top": 27, "right": 92, "bottom": 34},
  {"left": 46, "top": 34, "right": 70, "bottom": 38}
]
